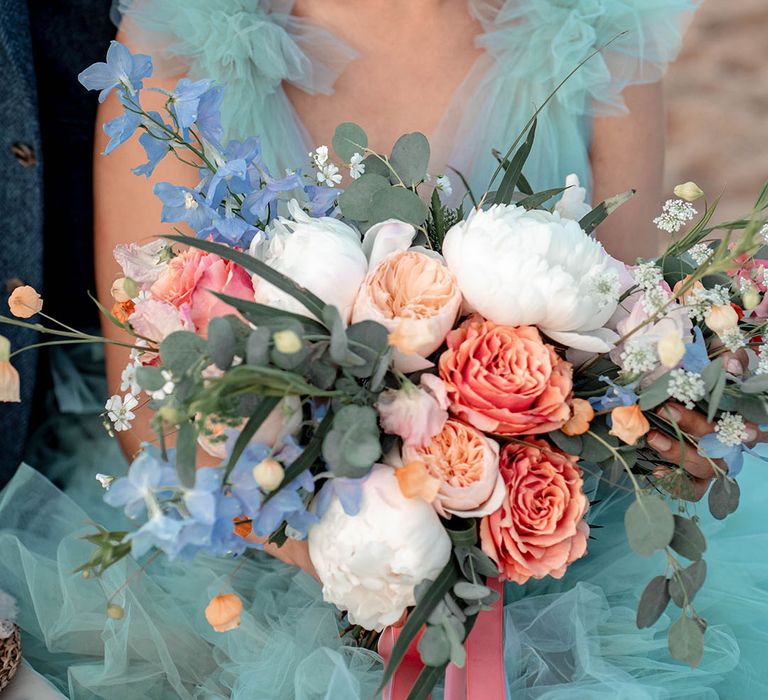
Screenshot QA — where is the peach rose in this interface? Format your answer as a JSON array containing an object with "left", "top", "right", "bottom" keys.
[
  {"left": 480, "top": 439, "right": 589, "bottom": 584},
  {"left": 8, "top": 285, "right": 42, "bottom": 318},
  {"left": 609, "top": 405, "right": 650, "bottom": 446},
  {"left": 402, "top": 418, "right": 505, "bottom": 518},
  {"left": 150, "top": 249, "right": 253, "bottom": 336},
  {"left": 352, "top": 250, "right": 462, "bottom": 372},
  {"left": 439, "top": 318, "right": 573, "bottom": 436}
]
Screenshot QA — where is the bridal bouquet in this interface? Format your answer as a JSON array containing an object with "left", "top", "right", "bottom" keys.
[{"left": 3, "top": 41, "right": 768, "bottom": 696}]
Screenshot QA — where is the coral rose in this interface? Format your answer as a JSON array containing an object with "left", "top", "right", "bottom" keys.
[
  {"left": 150, "top": 249, "right": 253, "bottom": 336},
  {"left": 480, "top": 439, "right": 589, "bottom": 584},
  {"left": 439, "top": 317, "right": 572, "bottom": 436},
  {"left": 402, "top": 418, "right": 504, "bottom": 518},
  {"left": 352, "top": 250, "right": 462, "bottom": 372}
]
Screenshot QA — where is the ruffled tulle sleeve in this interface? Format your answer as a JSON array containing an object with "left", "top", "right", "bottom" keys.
[
  {"left": 113, "top": 0, "right": 356, "bottom": 173},
  {"left": 439, "top": 0, "right": 699, "bottom": 199}
]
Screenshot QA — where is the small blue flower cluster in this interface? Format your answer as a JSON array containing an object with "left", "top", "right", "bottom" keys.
[{"left": 79, "top": 41, "right": 337, "bottom": 249}]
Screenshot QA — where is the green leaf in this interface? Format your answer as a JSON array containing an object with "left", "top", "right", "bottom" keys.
[
  {"left": 332, "top": 122, "right": 368, "bottom": 161},
  {"left": 625, "top": 494, "right": 675, "bottom": 556},
  {"left": 212, "top": 291, "right": 326, "bottom": 335},
  {"left": 639, "top": 373, "right": 672, "bottom": 411},
  {"left": 389, "top": 132, "right": 430, "bottom": 187},
  {"left": 453, "top": 582, "right": 491, "bottom": 601},
  {"left": 175, "top": 421, "right": 198, "bottom": 488},
  {"left": 322, "top": 405, "right": 381, "bottom": 477},
  {"left": 136, "top": 366, "right": 165, "bottom": 392},
  {"left": 581, "top": 425, "right": 618, "bottom": 463},
  {"left": 669, "top": 560, "right": 707, "bottom": 608},
  {"left": 369, "top": 186, "right": 429, "bottom": 227},
  {"left": 700, "top": 359, "right": 724, "bottom": 393},
  {"left": 579, "top": 189, "right": 636, "bottom": 235},
  {"left": 417, "top": 626, "right": 451, "bottom": 667},
  {"left": 344, "top": 320, "right": 391, "bottom": 379},
  {"left": 361, "top": 154, "right": 390, "bottom": 178},
  {"left": 406, "top": 663, "right": 449, "bottom": 700},
  {"left": 222, "top": 397, "right": 281, "bottom": 480},
  {"left": 517, "top": 186, "right": 568, "bottom": 210},
  {"left": 246, "top": 328, "right": 271, "bottom": 366},
  {"left": 707, "top": 371, "right": 727, "bottom": 423},
  {"left": 430, "top": 188, "right": 447, "bottom": 245},
  {"left": 669, "top": 614, "right": 705, "bottom": 667},
  {"left": 337, "top": 173, "right": 390, "bottom": 221},
  {"left": 160, "top": 331, "right": 206, "bottom": 375},
  {"left": 377, "top": 560, "right": 459, "bottom": 694},
  {"left": 207, "top": 317, "right": 236, "bottom": 370},
  {"left": 708, "top": 476, "right": 740, "bottom": 520},
  {"left": 637, "top": 575, "right": 671, "bottom": 628},
  {"left": 494, "top": 118, "right": 536, "bottom": 205},
  {"left": 669, "top": 516, "right": 706, "bottom": 561},
  {"left": 164, "top": 235, "right": 328, "bottom": 324},
  {"left": 720, "top": 394, "right": 768, "bottom": 424},
  {"left": 445, "top": 520, "right": 477, "bottom": 548},
  {"left": 739, "top": 374, "right": 768, "bottom": 394},
  {"left": 550, "top": 430, "right": 583, "bottom": 455}
]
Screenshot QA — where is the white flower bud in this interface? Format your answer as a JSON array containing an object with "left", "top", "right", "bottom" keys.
[
  {"left": 657, "top": 331, "right": 686, "bottom": 368},
  {"left": 252, "top": 458, "right": 284, "bottom": 492},
  {"left": 742, "top": 286, "right": 761, "bottom": 311},
  {"left": 673, "top": 182, "right": 704, "bottom": 202}
]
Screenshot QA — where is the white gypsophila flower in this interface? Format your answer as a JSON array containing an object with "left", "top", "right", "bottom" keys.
[
  {"left": 667, "top": 369, "right": 706, "bottom": 409},
  {"left": 714, "top": 412, "right": 749, "bottom": 447},
  {"left": 308, "top": 466, "right": 451, "bottom": 631},
  {"left": 349, "top": 152, "right": 365, "bottom": 180},
  {"left": 653, "top": 199, "right": 697, "bottom": 234},
  {"left": 641, "top": 285, "right": 671, "bottom": 316},
  {"left": 150, "top": 370, "right": 175, "bottom": 401},
  {"left": 756, "top": 343, "right": 768, "bottom": 375},
  {"left": 105, "top": 393, "right": 138, "bottom": 432},
  {"left": 310, "top": 145, "right": 329, "bottom": 167},
  {"left": 435, "top": 174, "right": 453, "bottom": 198},
  {"left": 688, "top": 242, "right": 713, "bottom": 267},
  {"left": 442, "top": 204, "right": 620, "bottom": 351},
  {"left": 620, "top": 339, "right": 658, "bottom": 375},
  {"left": 720, "top": 327, "right": 747, "bottom": 352},
  {"left": 633, "top": 261, "right": 664, "bottom": 290},
  {"left": 686, "top": 285, "right": 731, "bottom": 321},
  {"left": 317, "top": 162, "right": 342, "bottom": 187},
  {"left": 587, "top": 268, "right": 621, "bottom": 308},
  {"left": 96, "top": 473, "right": 115, "bottom": 490},
  {"left": 759, "top": 224, "right": 768, "bottom": 243},
  {"left": 120, "top": 361, "right": 141, "bottom": 395}
]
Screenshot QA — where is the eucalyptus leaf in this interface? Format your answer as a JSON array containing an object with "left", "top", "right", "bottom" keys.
[
  {"left": 136, "top": 366, "right": 165, "bottom": 392},
  {"left": 337, "top": 173, "right": 390, "bottom": 221},
  {"left": 246, "top": 328, "right": 271, "bottom": 366},
  {"left": 636, "top": 575, "right": 671, "bottom": 629},
  {"left": 453, "top": 582, "right": 491, "bottom": 601},
  {"left": 332, "top": 122, "right": 368, "bottom": 161},
  {"left": 369, "top": 186, "right": 429, "bottom": 227},
  {"left": 625, "top": 494, "right": 675, "bottom": 556},
  {"left": 322, "top": 405, "right": 381, "bottom": 477},
  {"left": 701, "top": 359, "right": 724, "bottom": 393},
  {"left": 389, "top": 132, "right": 430, "bottom": 187},
  {"left": 708, "top": 476, "right": 740, "bottom": 520},
  {"left": 707, "top": 371, "right": 727, "bottom": 422},
  {"left": 639, "top": 373, "right": 671, "bottom": 411},
  {"left": 581, "top": 427, "right": 617, "bottom": 463},
  {"left": 739, "top": 374, "right": 768, "bottom": 394},
  {"left": 208, "top": 317, "right": 236, "bottom": 370},
  {"left": 160, "top": 331, "right": 206, "bottom": 375},
  {"left": 669, "top": 614, "right": 705, "bottom": 667},
  {"left": 669, "top": 516, "right": 706, "bottom": 561},
  {"left": 442, "top": 617, "right": 467, "bottom": 668},
  {"left": 361, "top": 154, "right": 390, "bottom": 177},
  {"left": 345, "top": 321, "right": 391, "bottom": 379},
  {"left": 417, "top": 626, "right": 450, "bottom": 667},
  {"left": 549, "top": 430, "right": 583, "bottom": 455},
  {"left": 175, "top": 421, "right": 198, "bottom": 488},
  {"left": 719, "top": 394, "right": 768, "bottom": 424},
  {"left": 669, "top": 560, "right": 707, "bottom": 608}
]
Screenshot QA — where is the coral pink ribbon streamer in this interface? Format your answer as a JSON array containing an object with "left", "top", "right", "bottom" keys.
[{"left": 379, "top": 577, "right": 505, "bottom": 700}]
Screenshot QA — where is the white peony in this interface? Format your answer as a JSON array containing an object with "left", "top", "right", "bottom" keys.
[
  {"left": 554, "top": 174, "right": 592, "bottom": 221},
  {"left": 442, "top": 204, "right": 620, "bottom": 352},
  {"left": 248, "top": 200, "right": 368, "bottom": 322},
  {"left": 308, "top": 465, "right": 451, "bottom": 631}
]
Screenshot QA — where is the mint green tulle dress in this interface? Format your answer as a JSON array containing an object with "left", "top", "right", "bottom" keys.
[{"left": 3, "top": 1, "right": 768, "bottom": 698}]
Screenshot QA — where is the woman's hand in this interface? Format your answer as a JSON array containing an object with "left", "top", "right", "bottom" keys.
[
  {"left": 245, "top": 532, "right": 319, "bottom": 581},
  {"left": 647, "top": 401, "right": 761, "bottom": 501}
]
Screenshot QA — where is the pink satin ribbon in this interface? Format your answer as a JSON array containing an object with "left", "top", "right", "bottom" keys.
[{"left": 379, "top": 577, "right": 505, "bottom": 700}]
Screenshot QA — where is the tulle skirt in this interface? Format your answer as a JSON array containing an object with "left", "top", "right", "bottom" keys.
[{"left": 1, "top": 351, "right": 767, "bottom": 698}]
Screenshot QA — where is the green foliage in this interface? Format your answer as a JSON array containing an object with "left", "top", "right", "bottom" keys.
[
  {"left": 669, "top": 614, "right": 705, "bottom": 667},
  {"left": 636, "top": 576, "right": 671, "bottom": 629},
  {"left": 669, "top": 560, "right": 707, "bottom": 608},
  {"left": 369, "top": 186, "right": 428, "bottom": 227},
  {"left": 708, "top": 476, "right": 740, "bottom": 520},
  {"left": 136, "top": 365, "right": 166, "bottom": 392},
  {"left": 625, "top": 494, "right": 675, "bottom": 556},
  {"left": 207, "top": 317, "right": 236, "bottom": 370},
  {"left": 639, "top": 373, "right": 671, "bottom": 411},
  {"left": 579, "top": 189, "right": 635, "bottom": 235},
  {"left": 160, "top": 331, "right": 207, "bottom": 375},
  {"left": 550, "top": 430, "right": 583, "bottom": 455},
  {"left": 669, "top": 516, "right": 706, "bottom": 561},
  {"left": 389, "top": 132, "right": 430, "bottom": 187},
  {"left": 332, "top": 122, "right": 368, "bottom": 161},
  {"left": 223, "top": 396, "right": 281, "bottom": 479},
  {"left": 175, "top": 420, "right": 198, "bottom": 488},
  {"left": 212, "top": 291, "right": 326, "bottom": 334},
  {"left": 322, "top": 405, "right": 381, "bottom": 478},
  {"left": 494, "top": 118, "right": 536, "bottom": 205},
  {"left": 338, "top": 173, "right": 390, "bottom": 221}
]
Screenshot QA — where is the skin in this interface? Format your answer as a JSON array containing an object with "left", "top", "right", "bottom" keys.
[{"left": 95, "top": 2, "right": 667, "bottom": 575}]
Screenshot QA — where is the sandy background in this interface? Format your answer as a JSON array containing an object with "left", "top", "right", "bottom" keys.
[{"left": 665, "top": 0, "right": 768, "bottom": 222}]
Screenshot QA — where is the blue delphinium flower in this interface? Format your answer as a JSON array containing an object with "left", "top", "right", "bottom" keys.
[
  {"left": 78, "top": 40, "right": 152, "bottom": 102},
  {"left": 205, "top": 159, "right": 250, "bottom": 207},
  {"left": 130, "top": 512, "right": 185, "bottom": 558},
  {"left": 243, "top": 170, "right": 303, "bottom": 221},
  {"left": 313, "top": 476, "right": 367, "bottom": 519},
  {"left": 170, "top": 78, "right": 215, "bottom": 132},
  {"left": 104, "top": 445, "right": 178, "bottom": 520},
  {"left": 102, "top": 109, "right": 141, "bottom": 155},
  {"left": 589, "top": 376, "right": 639, "bottom": 412},
  {"left": 195, "top": 85, "right": 225, "bottom": 146},
  {"left": 253, "top": 469, "right": 317, "bottom": 540},
  {"left": 229, "top": 443, "right": 271, "bottom": 518},
  {"left": 132, "top": 130, "right": 171, "bottom": 177},
  {"left": 304, "top": 184, "right": 341, "bottom": 217},
  {"left": 683, "top": 326, "right": 710, "bottom": 373},
  {"left": 154, "top": 182, "right": 214, "bottom": 231}
]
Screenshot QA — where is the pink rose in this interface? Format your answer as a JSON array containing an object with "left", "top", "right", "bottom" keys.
[
  {"left": 402, "top": 418, "right": 505, "bottom": 518},
  {"left": 376, "top": 374, "right": 449, "bottom": 448},
  {"left": 438, "top": 317, "right": 572, "bottom": 436},
  {"left": 129, "top": 298, "right": 192, "bottom": 343},
  {"left": 150, "top": 249, "right": 253, "bottom": 336},
  {"left": 480, "top": 439, "right": 589, "bottom": 584}
]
